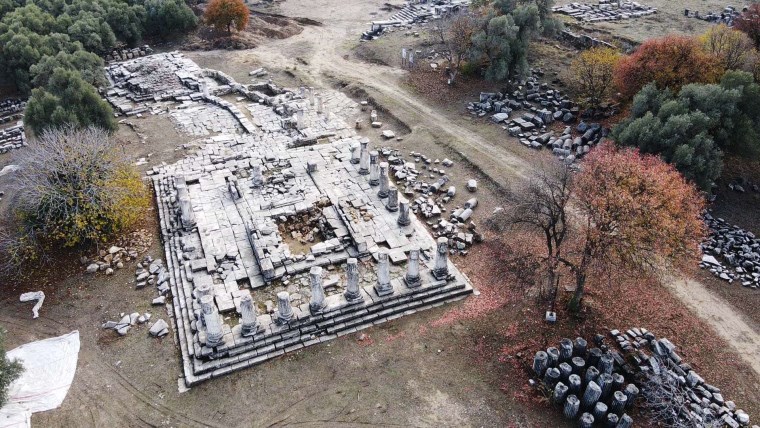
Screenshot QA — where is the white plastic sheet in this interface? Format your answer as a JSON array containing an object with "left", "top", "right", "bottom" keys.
[{"left": 0, "top": 331, "right": 80, "bottom": 428}]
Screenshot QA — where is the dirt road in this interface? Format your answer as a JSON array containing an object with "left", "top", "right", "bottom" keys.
[{"left": 664, "top": 277, "right": 760, "bottom": 378}]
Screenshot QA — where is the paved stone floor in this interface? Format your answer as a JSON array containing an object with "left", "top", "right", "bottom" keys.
[{"left": 105, "top": 52, "right": 474, "bottom": 386}]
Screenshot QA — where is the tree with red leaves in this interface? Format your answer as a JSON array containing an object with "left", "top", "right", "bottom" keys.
[
  {"left": 561, "top": 143, "right": 706, "bottom": 311},
  {"left": 614, "top": 35, "right": 724, "bottom": 100},
  {"left": 204, "top": 0, "right": 249, "bottom": 34},
  {"left": 735, "top": 4, "right": 760, "bottom": 49}
]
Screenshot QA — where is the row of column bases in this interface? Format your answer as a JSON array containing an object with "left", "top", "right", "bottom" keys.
[
  {"left": 352, "top": 140, "right": 411, "bottom": 226},
  {"left": 198, "top": 239, "right": 451, "bottom": 348}
]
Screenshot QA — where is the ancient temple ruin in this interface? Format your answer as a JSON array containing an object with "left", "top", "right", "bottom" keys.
[{"left": 105, "top": 52, "right": 474, "bottom": 386}]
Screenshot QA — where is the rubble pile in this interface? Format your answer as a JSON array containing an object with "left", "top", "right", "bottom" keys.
[
  {"left": 685, "top": 6, "right": 744, "bottom": 26},
  {"left": 102, "top": 311, "right": 153, "bottom": 336},
  {"left": 105, "top": 45, "right": 153, "bottom": 63},
  {"left": 700, "top": 213, "right": 760, "bottom": 288},
  {"left": 469, "top": 71, "right": 579, "bottom": 124},
  {"left": 82, "top": 229, "right": 153, "bottom": 275},
  {"left": 553, "top": 0, "right": 657, "bottom": 22},
  {"left": 0, "top": 99, "right": 26, "bottom": 154},
  {"left": 610, "top": 328, "right": 753, "bottom": 428},
  {"left": 375, "top": 147, "right": 482, "bottom": 254},
  {"left": 361, "top": 0, "right": 471, "bottom": 40}
]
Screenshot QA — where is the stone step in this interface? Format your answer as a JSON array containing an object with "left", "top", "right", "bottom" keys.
[{"left": 186, "top": 283, "right": 472, "bottom": 384}]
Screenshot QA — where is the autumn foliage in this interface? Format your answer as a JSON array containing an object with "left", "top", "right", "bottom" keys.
[
  {"left": 204, "top": 0, "right": 249, "bottom": 34},
  {"left": 735, "top": 4, "right": 760, "bottom": 49},
  {"left": 570, "top": 46, "right": 622, "bottom": 108},
  {"left": 614, "top": 35, "right": 724, "bottom": 99},
  {"left": 699, "top": 24, "right": 756, "bottom": 71},
  {"left": 565, "top": 142, "right": 706, "bottom": 309}
]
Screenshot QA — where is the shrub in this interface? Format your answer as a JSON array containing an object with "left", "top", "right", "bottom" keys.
[
  {"left": 614, "top": 35, "right": 724, "bottom": 100},
  {"left": 12, "top": 126, "right": 150, "bottom": 248},
  {"left": 0, "top": 327, "right": 23, "bottom": 408}
]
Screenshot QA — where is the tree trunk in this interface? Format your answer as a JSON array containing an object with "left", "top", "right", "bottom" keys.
[{"left": 568, "top": 271, "right": 585, "bottom": 312}]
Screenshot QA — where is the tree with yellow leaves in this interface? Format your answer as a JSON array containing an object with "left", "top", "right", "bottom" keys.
[
  {"left": 699, "top": 24, "right": 756, "bottom": 71},
  {"left": 570, "top": 46, "right": 621, "bottom": 109}
]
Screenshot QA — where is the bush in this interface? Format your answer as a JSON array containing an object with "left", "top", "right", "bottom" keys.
[
  {"left": 0, "top": 327, "right": 23, "bottom": 408},
  {"left": 12, "top": 126, "right": 150, "bottom": 248}
]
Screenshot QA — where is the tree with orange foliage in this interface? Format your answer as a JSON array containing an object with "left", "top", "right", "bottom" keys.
[
  {"left": 562, "top": 142, "right": 705, "bottom": 311},
  {"left": 204, "top": 0, "right": 249, "bottom": 34},
  {"left": 614, "top": 35, "right": 724, "bottom": 100},
  {"left": 735, "top": 4, "right": 760, "bottom": 49}
]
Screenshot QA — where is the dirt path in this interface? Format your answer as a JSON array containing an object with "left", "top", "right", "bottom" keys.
[{"left": 664, "top": 277, "right": 760, "bottom": 377}]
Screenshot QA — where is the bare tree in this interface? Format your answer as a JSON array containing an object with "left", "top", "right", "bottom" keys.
[
  {"left": 9, "top": 125, "right": 148, "bottom": 248},
  {"left": 492, "top": 159, "right": 573, "bottom": 305},
  {"left": 436, "top": 11, "right": 478, "bottom": 85}
]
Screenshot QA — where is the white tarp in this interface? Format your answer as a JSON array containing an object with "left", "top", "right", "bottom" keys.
[{"left": 0, "top": 331, "right": 80, "bottom": 428}]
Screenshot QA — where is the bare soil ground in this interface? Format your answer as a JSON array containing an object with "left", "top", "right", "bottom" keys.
[{"left": 2, "top": 0, "right": 760, "bottom": 426}]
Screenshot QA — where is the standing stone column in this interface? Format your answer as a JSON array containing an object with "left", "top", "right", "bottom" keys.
[
  {"left": 623, "top": 384, "right": 639, "bottom": 409},
  {"left": 559, "top": 338, "right": 573, "bottom": 362},
  {"left": 344, "top": 258, "right": 363, "bottom": 304},
  {"left": 374, "top": 250, "right": 393, "bottom": 296},
  {"left": 616, "top": 414, "right": 632, "bottom": 428},
  {"left": 350, "top": 142, "right": 360, "bottom": 164},
  {"left": 432, "top": 237, "right": 449, "bottom": 280},
  {"left": 200, "top": 295, "right": 223, "bottom": 347},
  {"left": 593, "top": 402, "right": 608, "bottom": 421},
  {"left": 316, "top": 96, "right": 324, "bottom": 114},
  {"left": 309, "top": 266, "right": 326, "bottom": 314},
  {"left": 581, "top": 380, "right": 602, "bottom": 410},
  {"left": 251, "top": 164, "right": 264, "bottom": 188},
  {"left": 239, "top": 293, "right": 260, "bottom": 336},
  {"left": 568, "top": 374, "right": 582, "bottom": 395},
  {"left": 377, "top": 162, "right": 389, "bottom": 198},
  {"left": 579, "top": 413, "right": 594, "bottom": 428},
  {"left": 397, "top": 199, "right": 411, "bottom": 226},
  {"left": 359, "top": 140, "right": 370, "bottom": 175},
  {"left": 176, "top": 179, "right": 196, "bottom": 230},
  {"left": 552, "top": 382, "right": 569, "bottom": 405},
  {"left": 610, "top": 391, "right": 627, "bottom": 415},
  {"left": 369, "top": 151, "right": 380, "bottom": 185},
  {"left": 543, "top": 367, "right": 560, "bottom": 388},
  {"left": 296, "top": 109, "right": 305, "bottom": 130},
  {"left": 386, "top": 186, "right": 399, "bottom": 211},
  {"left": 533, "top": 351, "right": 549, "bottom": 377},
  {"left": 546, "top": 347, "right": 560, "bottom": 367},
  {"left": 598, "top": 373, "right": 614, "bottom": 399},
  {"left": 275, "top": 291, "right": 294, "bottom": 325},
  {"left": 563, "top": 395, "right": 580, "bottom": 419},
  {"left": 405, "top": 247, "right": 422, "bottom": 288}
]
